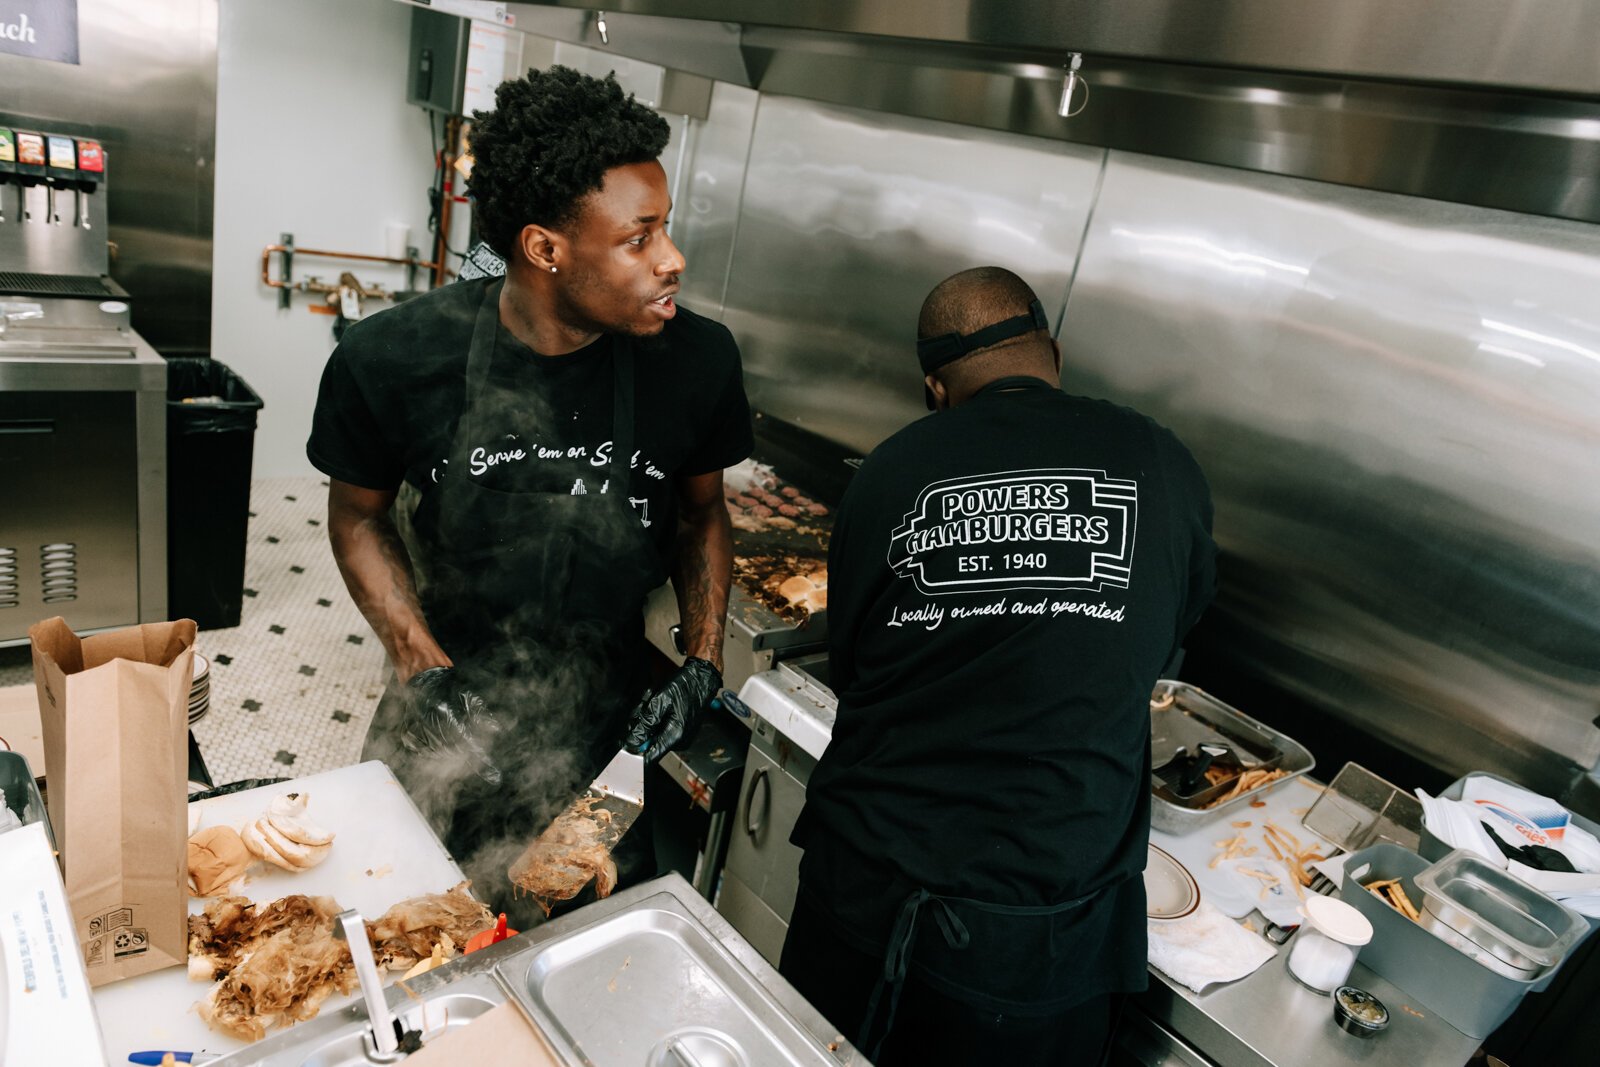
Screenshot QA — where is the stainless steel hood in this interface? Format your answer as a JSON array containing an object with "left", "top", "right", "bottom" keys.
[
  {"left": 507, "top": 0, "right": 1600, "bottom": 96},
  {"left": 499, "top": 1, "right": 1600, "bottom": 225}
]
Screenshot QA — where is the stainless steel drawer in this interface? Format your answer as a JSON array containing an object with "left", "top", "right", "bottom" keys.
[{"left": 718, "top": 867, "right": 791, "bottom": 968}]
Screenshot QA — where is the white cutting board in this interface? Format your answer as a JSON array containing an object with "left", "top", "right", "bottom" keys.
[
  {"left": 1150, "top": 776, "right": 1333, "bottom": 916},
  {"left": 93, "top": 761, "right": 466, "bottom": 1064}
]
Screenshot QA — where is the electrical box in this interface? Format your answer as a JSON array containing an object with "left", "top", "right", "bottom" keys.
[{"left": 408, "top": 6, "right": 470, "bottom": 115}]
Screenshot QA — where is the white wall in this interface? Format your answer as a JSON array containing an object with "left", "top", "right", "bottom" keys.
[{"left": 211, "top": 0, "right": 439, "bottom": 478}]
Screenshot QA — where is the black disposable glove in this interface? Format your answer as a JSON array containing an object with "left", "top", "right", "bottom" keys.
[
  {"left": 401, "top": 666, "right": 504, "bottom": 785},
  {"left": 623, "top": 657, "right": 721, "bottom": 763}
]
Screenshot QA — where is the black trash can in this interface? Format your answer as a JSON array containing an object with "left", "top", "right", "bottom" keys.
[{"left": 165, "top": 358, "right": 264, "bottom": 630}]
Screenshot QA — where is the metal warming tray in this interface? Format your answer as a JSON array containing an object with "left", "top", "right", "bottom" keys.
[
  {"left": 1149, "top": 680, "right": 1315, "bottom": 834},
  {"left": 499, "top": 887, "right": 841, "bottom": 1067}
]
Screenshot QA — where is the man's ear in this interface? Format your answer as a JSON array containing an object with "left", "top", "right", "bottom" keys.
[
  {"left": 519, "top": 224, "right": 563, "bottom": 273},
  {"left": 925, "top": 374, "right": 949, "bottom": 411}
]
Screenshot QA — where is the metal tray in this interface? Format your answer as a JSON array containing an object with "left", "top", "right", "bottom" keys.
[
  {"left": 214, "top": 970, "right": 510, "bottom": 1067},
  {"left": 498, "top": 889, "right": 839, "bottom": 1067},
  {"left": 1149, "top": 680, "right": 1315, "bottom": 834}
]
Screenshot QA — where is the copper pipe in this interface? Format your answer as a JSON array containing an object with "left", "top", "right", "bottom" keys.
[
  {"left": 259, "top": 244, "right": 442, "bottom": 289},
  {"left": 434, "top": 114, "right": 464, "bottom": 289}
]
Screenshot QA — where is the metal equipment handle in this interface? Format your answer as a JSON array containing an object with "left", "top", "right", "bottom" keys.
[
  {"left": 744, "top": 766, "right": 770, "bottom": 839},
  {"left": 334, "top": 909, "right": 398, "bottom": 1055},
  {"left": 0, "top": 419, "right": 54, "bottom": 435},
  {"left": 666, "top": 1037, "right": 708, "bottom": 1067}
]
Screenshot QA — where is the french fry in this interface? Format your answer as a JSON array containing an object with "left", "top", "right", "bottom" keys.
[
  {"left": 1390, "top": 884, "right": 1421, "bottom": 921},
  {"left": 1202, "top": 767, "right": 1290, "bottom": 808}
]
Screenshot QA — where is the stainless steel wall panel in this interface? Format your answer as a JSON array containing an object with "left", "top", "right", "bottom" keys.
[
  {"left": 1061, "top": 151, "right": 1600, "bottom": 797},
  {"left": 671, "top": 81, "right": 759, "bottom": 319},
  {"left": 720, "top": 95, "right": 1104, "bottom": 453},
  {"left": 0, "top": 0, "right": 218, "bottom": 356}
]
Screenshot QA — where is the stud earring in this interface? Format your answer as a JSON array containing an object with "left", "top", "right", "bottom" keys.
[{"left": 550, "top": 266, "right": 558, "bottom": 273}]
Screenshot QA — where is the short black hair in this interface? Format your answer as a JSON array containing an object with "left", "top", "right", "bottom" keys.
[
  {"left": 467, "top": 66, "right": 671, "bottom": 258},
  {"left": 918, "top": 266, "right": 1039, "bottom": 340}
]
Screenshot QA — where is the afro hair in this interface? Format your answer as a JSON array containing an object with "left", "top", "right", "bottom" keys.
[{"left": 467, "top": 66, "right": 671, "bottom": 259}]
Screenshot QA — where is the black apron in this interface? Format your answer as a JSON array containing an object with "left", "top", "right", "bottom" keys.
[
  {"left": 365, "top": 278, "right": 665, "bottom": 850},
  {"left": 797, "top": 838, "right": 1146, "bottom": 1061}
]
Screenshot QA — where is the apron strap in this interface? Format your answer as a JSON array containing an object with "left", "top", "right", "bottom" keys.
[
  {"left": 608, "top": 339, "right": 636, "bottom": 496},
  {"left": 857, "top": 888, "right": 971, "bottom": 1060},
  {"left": 453, "top": 278, "right": 507, "bottom": 452},
  {"left": 452, "top": 277, "right": 638, "bottom": 500}
]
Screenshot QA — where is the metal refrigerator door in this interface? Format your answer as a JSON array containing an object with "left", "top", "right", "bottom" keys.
[{"left": 0, "top": 390, "right": 139, "bottom": 640}]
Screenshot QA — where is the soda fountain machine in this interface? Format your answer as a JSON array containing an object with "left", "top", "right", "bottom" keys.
[{"left": 0, "top": 119, "right": 167, "bottom": 642}]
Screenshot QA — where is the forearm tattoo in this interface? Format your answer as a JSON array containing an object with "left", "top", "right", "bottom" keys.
[{"left": 675, "top": 505, "right": 732, "bottom": 672}]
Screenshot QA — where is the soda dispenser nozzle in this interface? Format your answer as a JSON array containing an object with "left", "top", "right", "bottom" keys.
[
  {"left": 0, "top": 129, "right": 15, "bottom": 223},
  {"left": 14, "top": 130, "right": 45, "bottom": 223},
  {"left": 45, "top": 134, "right": 77, "bottom": 225},
  {"left": 75, "top": 139, "right": 104, "bottom": 230}
]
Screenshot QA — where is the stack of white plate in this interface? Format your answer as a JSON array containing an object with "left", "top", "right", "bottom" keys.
[{"left": 189, "top": 652, "right": 211, "bottom": 724}]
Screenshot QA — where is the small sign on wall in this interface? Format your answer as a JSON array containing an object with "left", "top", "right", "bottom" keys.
[{"left": 0, "top": 1, "right": 79, "bottom": 65}]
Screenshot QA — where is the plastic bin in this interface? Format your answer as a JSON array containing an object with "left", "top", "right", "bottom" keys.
[
  {"left": 1341, "top": 843, "right": 1568, "bottom": 1037},
  {"left": 1420, "top": 771, "right": 1600, "bottom": 868},
  {"left": 164, "top": 358, "right": 263, "bottom": 630}
]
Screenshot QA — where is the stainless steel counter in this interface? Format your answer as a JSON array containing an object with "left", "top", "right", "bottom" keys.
[
  {"left": 727, "top": 670, "right": 1486, "bottom": 1067},
  {"left": 1134, "top": 949, "right": 1478, "bottom": 1067},
  {"left": 216, "top": 872, "right": 862, "bottom": 1066}
]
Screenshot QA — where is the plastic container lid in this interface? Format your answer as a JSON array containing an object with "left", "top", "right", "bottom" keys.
[
  {"left": 1414, "top": 849, "right": 1586, "bottom": 969},
  {"left": 1302, "top": 894, "right": 1373, "bottom": 947}
]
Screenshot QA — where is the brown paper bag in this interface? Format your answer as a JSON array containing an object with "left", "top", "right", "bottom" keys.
[{"left": 29, "top": 615, "right": 196, "bottom": 987}]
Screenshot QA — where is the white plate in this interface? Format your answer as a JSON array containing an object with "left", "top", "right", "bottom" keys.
[
  {"left": 1146, "top": 843, "right": 1201, "bottom": 920},
  {"left": 191, "top": 652, "right": 210, "bottom": 682}
]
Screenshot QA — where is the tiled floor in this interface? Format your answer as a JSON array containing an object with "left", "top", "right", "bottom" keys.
[{"left": 0, "top": 475, "right": 389, "bottom": 786}]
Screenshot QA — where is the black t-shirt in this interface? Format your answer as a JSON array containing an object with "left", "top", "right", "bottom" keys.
[
  {"left": 307, "top": 277, "right": 753, "bottom": 573},
  {"left": 796, "top": 376, "right": 1216, "bottom": 936}
]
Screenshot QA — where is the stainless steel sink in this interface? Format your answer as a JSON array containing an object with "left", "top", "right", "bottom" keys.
[{"left": 498, "top": 890, "right": 841, "bottom": 1067}]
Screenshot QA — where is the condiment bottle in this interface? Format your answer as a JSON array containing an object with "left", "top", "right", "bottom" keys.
[{"left": 1287, "top": 895, "right": 1373, "bottom": 994}]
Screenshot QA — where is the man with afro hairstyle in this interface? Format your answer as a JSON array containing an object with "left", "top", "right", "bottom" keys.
[{"left": 308, "top": 67, "right": 752, "bottom": 916}]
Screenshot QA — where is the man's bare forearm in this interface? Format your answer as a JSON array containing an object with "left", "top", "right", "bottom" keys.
[
  {"left": 673, "top": 501, "right": 733, "bottom": 673},
  {"left": 328, "top": 490, "right": 450, "bottom": 682}
]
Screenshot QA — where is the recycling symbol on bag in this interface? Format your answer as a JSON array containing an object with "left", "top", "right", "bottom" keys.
[{"left": 114, "top": 931, "right": 133, "bottom": 950}]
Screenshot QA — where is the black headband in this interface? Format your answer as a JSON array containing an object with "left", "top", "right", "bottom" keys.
[{"left": 916, "top": 299, "right": 1049, "bottom": 376}]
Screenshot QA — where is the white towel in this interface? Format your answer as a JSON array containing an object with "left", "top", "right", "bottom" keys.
[{"left": 1147, "top": 900, "right": 1276, "bottom": 993}]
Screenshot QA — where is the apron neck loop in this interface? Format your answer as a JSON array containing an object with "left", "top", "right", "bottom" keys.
[{"left": 454, "top": 277, "right": 637, "bottom": 495}]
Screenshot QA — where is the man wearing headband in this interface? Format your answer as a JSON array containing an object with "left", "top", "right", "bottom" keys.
[{"left": 781, "top": 267, "right": 1217, "bottom": 1065}]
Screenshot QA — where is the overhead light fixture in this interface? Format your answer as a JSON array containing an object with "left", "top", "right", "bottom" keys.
[
  {"left": 1058, "top": 53, "right": 1089, "bottom": 118},
  {"left": 595, "top": 10, "right": 609, "bottom": 46}
]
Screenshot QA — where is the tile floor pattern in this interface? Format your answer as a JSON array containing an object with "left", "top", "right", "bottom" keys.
[{"left": 0, "top": 476, "right": 390, "bottom": 786}]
